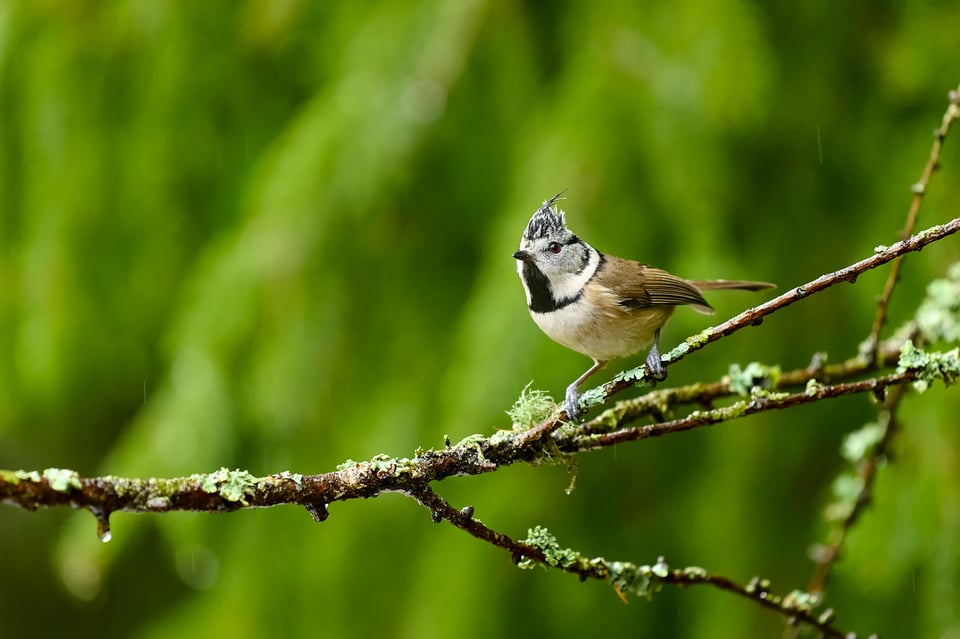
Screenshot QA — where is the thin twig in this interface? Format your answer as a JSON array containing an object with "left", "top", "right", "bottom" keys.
[
  {"left": 803, "top": 85, "right": 960, "bottom": 602},
  {"left": 561, "top": 371, "right": 916, "bottom": 453},
  {"left": 862, "top": 91, "right": 960, "bottom": 361},
  {"left": 407, "top": 485, "right": 577, "bottom": 568},
  {"left": 575, "top": 325, "right": 914, "bottom": 435},
  {"left": 408, "top": 485, "right": 851, "bottom": 638},
  {"left": 0, "top": 371, "right": 918, "bottom": 516},
  {"left": 579, "top": 216, "right": 960, "bottom": 416},
  {"left": 805, "top": 384, "right": 906, "bottom": 596}
]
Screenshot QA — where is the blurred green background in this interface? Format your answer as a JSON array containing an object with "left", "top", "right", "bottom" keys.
[{"left": 1, "top": 1, "right": 959, "bottom": 637}]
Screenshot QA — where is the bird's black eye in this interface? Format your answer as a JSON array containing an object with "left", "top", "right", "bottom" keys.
[{"left": 547, "top": 242, "right": 562, "bottom": 254}]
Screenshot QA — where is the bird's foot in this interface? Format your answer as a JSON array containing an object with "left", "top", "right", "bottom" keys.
[
  {"left": 645, "top": 350, "right": 668, "bottom": 381},
  {"left": 564, "top": 384, "right": 583, "bottom": 422}
]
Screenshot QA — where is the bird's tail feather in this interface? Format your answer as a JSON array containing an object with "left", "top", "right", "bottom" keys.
[{"left": 691, "top": 279, "right": 776, "bottom": 292}]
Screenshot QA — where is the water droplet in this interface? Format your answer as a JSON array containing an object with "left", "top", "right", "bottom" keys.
[
  {"left": 90, "top": 506, "right": 112, "bottom": 542},
  {"left": 305, "top": 502, "right": 329, "bottom": 522}
]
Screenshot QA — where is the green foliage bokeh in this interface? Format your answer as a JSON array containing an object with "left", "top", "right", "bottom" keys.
[{"left": 1, "top": 2, "right": 958, "bottom": 637}]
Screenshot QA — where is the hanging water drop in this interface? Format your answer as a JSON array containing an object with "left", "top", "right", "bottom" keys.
[
  {"left": 305, "top": 502, "right": 329, "bottom": 522},
  {"left": 90, "top": 506, "right": 112, "bottom": 542}
]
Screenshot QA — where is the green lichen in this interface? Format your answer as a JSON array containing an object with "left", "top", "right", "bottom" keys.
[
  {"left": 782, "top": 589, "right": 819, "bottom": 612},
  {"left": 369, "top": 454, "right": 396, "bottom": 473},
  {"left": 611, "top": 366, "right": 645, "bottom": 384},
  {"left": 607, "top": 561, "right": 653, "bottom": 599},
  {"left": 666, "top": 341, "right": 690, "bottom": 359},
  {"left": 818, "top": 609, "right": 837, "bottom": 625},
  {"left": 897, "top": 340, "right": 960, "bottom": 392},
  {"left": 749, "top": 387, "right": 790, "bottom": 403},
  {"left": 276, "top": 470, "right": 304, "bottom": 490},
  {"left": 727, "top": 362, "right": 781, "bottom": 396},
  {"left": 686, "top": 329, "right": 713, "bottom": 349},
  {"left": 1, "top": 469, "right": 43, "bottom": 485},
  {"left": 196, "top": 467, "right": 259, "bottom": 504},
  {"left": 19, "top": 470, "right": 42, "bottom": 483},
  {"left": 841, "top": 422, "right": 885, "bottom": 463},
  {"left": 519, "top": 526, "right": 580, "bottom": 570},
  {"left": 682, "top": 565, "right": 707, "bottom": 580},
  {"left": 388, "top": 457, "right": 417, "bottom": 477},
  {"left": 804, "top": 378, "right": 824, "bottom": 396},
  {"left": 102, "top": 475, "right": 135, "bottom": 498},
  {"left": 744, "top": 576, "right": 772, "bottom": 594},
  {"left": 454, "top": 433, "right": 486, "bottom": 448},
  {"left": 488, "top": 429, "right": 516, "bottom": 446},
  {"left": 336, "top": 459, "right": 359, "bottom": 471},
  {"left": 651, "top": 556, "right": 670, "bottom": 578},
  {"left": 689, "top": 399, "right": 750, "bottom": 424},
  {"left": 916, "top": 263, "right": 960, "bottom": 344},
  {"left": 825, "top": 473, "right": 863, "bottom": 521},
  {"left": 506, "top": 382, "right": 556, "bottom": 428},
  {"left": 42, "top": 468, "right": 82, "bottom": 492},
  {"left": 577, "top": 384, "right": 608, "bottom": 410}
]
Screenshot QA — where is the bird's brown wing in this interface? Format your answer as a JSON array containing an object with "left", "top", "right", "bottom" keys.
[{"left": 596, "top": 258, "right": 714, "bottom": 314}]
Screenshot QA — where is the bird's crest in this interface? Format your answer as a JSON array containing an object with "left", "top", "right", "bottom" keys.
[{"left": 523, "top": 190, "right": 569, "bottom": 240}]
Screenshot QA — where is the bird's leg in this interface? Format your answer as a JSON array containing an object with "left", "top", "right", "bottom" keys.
[
  {"left": 645, "top": 328, "right": 668, "bottom": 381},
  {"left": 564, "top": 359, "right": 605, "bottom": 422}
]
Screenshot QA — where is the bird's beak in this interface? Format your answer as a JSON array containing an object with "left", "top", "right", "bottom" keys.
[{"left": 513, "top": 250, "right": 532, "bottom": 262}]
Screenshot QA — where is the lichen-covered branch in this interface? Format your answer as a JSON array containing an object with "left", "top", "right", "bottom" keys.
[
  {"left": 801, "top": 85, "right": 960, "bottom": 606},
  {"left": 4, "top": 342, "right": 952, "bottom": 543},
  {"left": 862, "top": 89, "right": 960, "bottom": 361},
  {"left": 806, "top": 383, "right": 907, "bottom": 597},
  {"left": 562, "top": 370, "right": 918, "bottom": 451},
  {"left": 2, "top": 352, "right": 944, "bottom": 523},
  {"left": 411, "top": 486, "right": 852, "bottom": 638},
  {"left": 515, "top": 214, "right": 960, "bottom": 446},
  {"left": 573, "top": 215, "right": 960, "bottom": 422},
  {"left": 573, "top": 322, "right": 915, "bottom": 434},
  {"left": 3, "top": 86, "right": 960, "bottom": 639},
  {"left": 0, "top": 225, "right": 954, "bottom": 639}
]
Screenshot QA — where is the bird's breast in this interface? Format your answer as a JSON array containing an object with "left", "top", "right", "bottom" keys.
[{"left": 529, "top": 289, "right": 674, "bottom": 361}]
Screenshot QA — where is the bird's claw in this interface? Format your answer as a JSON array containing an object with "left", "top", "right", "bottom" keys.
[
  {"left": 645, "top": 350, "right": 668, "bottom": 381},
  {"left": 564, "top": 385, "right": 583, "bottom": 422}
]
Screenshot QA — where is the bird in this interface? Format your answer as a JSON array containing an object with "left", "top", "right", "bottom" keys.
[{"left": 513, "top": 191, "right": 774, "bottom": 421}]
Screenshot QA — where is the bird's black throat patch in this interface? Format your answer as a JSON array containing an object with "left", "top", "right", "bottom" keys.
[{"left": 522, "top": 262, "right": 581, "bottom": 313}]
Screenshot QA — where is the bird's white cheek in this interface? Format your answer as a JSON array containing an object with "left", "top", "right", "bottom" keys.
[{"left": 549, "top": 249, "right": 600, "bottom": 302}]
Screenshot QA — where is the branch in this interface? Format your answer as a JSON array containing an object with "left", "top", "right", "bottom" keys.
[
  {"left": 0, "top": 370, "right": 923, "bottom": 517},
  {"left": 1, "top": 228, "right": 953, "bottom": 639},
  {"left": 4, "top": 87, "right": 959, "bottom": 639},
  {"left": 561, "top": 371, "right": 916, "bottom": 452},
  {"left": 529, "top": 215, "right": 960, "bottom": 432},
  {"left": 806, "top": 383, "right": 906, "bottom": 596},
  {"left": 410, "top": 485, "right": 851, "bottom": 638},
  {"left": 805, "top": 85, "right": 960, "bottom": 601},
  {"left": 573, "top": 323, "right": 914, "bottom": 434},
  {"left": 862, "top": 90, "right": 960, "bottom": 361}
]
